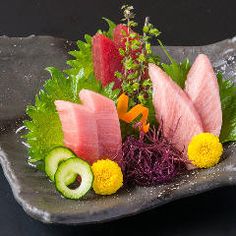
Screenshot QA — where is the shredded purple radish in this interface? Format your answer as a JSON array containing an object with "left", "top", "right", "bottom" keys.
[{"left": 121, "top": 126, "right": 188, "bottom": 186}]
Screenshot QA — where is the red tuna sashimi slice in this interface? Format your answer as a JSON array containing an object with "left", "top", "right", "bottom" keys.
[
  {"left": 92, "top": 33, "right": 122, "bottom": 88},
  {"left": 54, "top": 100, "right": 99, "bottom": 164},
  {"left": 149, "top": 63, "right": 204, "bottom": 157},
  {"left": 79, "top": 89, "right": 122, "bottom": 160},
  {"left": 185, "top": 54, "right": 222, "bottom": 136}
]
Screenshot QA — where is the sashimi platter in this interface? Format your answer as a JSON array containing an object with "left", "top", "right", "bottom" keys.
[{"left": 0, "top": 5, "right": 236, "bottom": 223}]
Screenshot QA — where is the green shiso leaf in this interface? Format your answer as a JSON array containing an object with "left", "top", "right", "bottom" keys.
[
  {"left": 217, "top": 72, "right": 236, "bottom": 143},
  {"left": 97, "top": 18, "right": 116, "bottom": 39},
  {"left": 64, "top": 34, "right": 93, "bottom": 78},
  {"left": 102, "top": 18, "right": 116, "bottom": 39},
  {"left": 24, "top": 67, "right": 77, "bottom": 163},
  {"left": 161, "top": 58, "right": 191, "bottom": 88},
  {"left": 100, "top": 82, "right": 120, "bottom": 103},
  {"left": 158, "top": 40, "right": 191, "bottom": 88},
  {"left": 24, "top": 23, "right": 120, "bottom": 165}
]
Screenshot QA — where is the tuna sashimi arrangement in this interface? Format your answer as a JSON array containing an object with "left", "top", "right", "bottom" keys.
[{"left": 23, "top": 5, "right": 236, "bottom": 200}]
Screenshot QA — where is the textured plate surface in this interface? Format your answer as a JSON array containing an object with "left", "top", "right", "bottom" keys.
[{"left": 0, "top": 35, "right": 236, "bottom": 224}]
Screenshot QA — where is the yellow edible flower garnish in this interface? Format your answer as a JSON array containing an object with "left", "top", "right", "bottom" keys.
[
  {"left": 187, "top": 132, "right": 223, "bottom": 168},
  {"left": 91, "top": 159, "right": 123, "bottom": 195}
]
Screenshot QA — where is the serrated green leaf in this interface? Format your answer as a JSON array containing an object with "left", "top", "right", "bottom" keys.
[
  {"left": 102, "top": 17, "right": 116, "bottom": 39},
  {"left": 217, "top": 72, "right": 236, "bottom": 143},
  {"left": 161, "top": 59, "right": 191, "bottom": 88},
  {"left": 157, "top": 40, "right": 190, "bottom": 88},
  {"left": 64, "top": 35, "right": 93, "bottom": 78},
  {"left": 84, "top": 34, "right": 92, "bottom": 44},
  {"left": 101, "top": 82, "right": 120, "bottom": 103}
]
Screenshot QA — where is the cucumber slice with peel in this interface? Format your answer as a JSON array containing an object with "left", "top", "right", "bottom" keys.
[
  {"left": 45, "top": 147, "right": 76, "bottom": 182},
  {"left": 55, "top": 158, "right": 93, "bottom": 199}
]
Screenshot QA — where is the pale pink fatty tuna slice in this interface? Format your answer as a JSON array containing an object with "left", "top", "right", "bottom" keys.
[
  {"left": 149, "top": 64, "right": 204, "bottom": 168},
  {"left": 185, "top": 54, "right": 222, "bottom": 136},
  {"left": 55, "top": 89, "right": 122, "bottom": 164},
  {"left": 54, "top": 100, "right": 99, "bottom": 164},
  {"left": 79, "top": 89, "right": 122, "bottom": 161}
]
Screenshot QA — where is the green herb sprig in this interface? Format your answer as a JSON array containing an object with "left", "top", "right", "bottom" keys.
[{"left": 115, "top": 5, "right": 161, "bottom": 107}]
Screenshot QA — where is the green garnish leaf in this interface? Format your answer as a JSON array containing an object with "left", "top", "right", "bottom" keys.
[
  {"left": 158, "top": 40, "right": 191, "bottom": 88},
  {"left": 102, "top": 18, "right": 116, "bottom": 39},
  {"left": 65, "top": 34, "right": 93, "bottom": 78},
  {"left": 24, "top": 68, "right": 75, "bottom": 163},
  {"left": 217, "top": 72, "right": 236, "bottom": 143},
  {"left": 101, "top": 82, "right": 121, "bottom": 103},
  {"left": 161, "top": 58, "right": 191, "bottom": 88}
]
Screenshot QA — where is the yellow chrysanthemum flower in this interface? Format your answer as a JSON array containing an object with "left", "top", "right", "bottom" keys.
[
  {"left": 91, "top": 159, "right": 123, "bottom": 195},
  {"left": 187, "top": 132, "right": 223, "bottom": 168}
]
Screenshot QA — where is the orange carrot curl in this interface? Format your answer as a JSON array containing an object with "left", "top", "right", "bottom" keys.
[{"left": 117, "top": 93, "right": 150, "bottom": 133}]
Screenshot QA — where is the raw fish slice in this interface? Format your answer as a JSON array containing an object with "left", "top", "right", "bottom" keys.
[
  {"left": 185, "top": 54, "right": 222, "bottom": 136},
  {"left": 92, "top": 33, "right": 122, "bottom": 88},
  {"left": 149, "top": 63, "right": 204, "bottom": 156},
  {"left": 55, "top": 100, "right": 99, "bottom": 164},
  {"left": 79, "top": 89, "right": 122, "bottom": 160},
  {"left": 55, "top": 90, "right": 122, "bottom": 164}
]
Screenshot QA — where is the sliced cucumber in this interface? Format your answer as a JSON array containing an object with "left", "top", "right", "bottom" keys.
[
  {"left": 45, "top": 147, "right": 76, "bottom": 182},
  {"left": 55, "top": 157, "right": 93, "bottom": 200}
]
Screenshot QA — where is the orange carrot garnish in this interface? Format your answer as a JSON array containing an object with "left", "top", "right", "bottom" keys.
[{"left": 117, "top": 93, "right": 150, "bottom": 133}]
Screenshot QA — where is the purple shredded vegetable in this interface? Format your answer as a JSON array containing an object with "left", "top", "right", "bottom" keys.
[{"left": 121, "top": 126, "right": 187, "bottom": 186}]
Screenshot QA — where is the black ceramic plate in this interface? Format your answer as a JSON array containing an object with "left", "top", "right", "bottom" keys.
[{"left": 0, "top": 35, "right": 235, "bottom": 224}]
